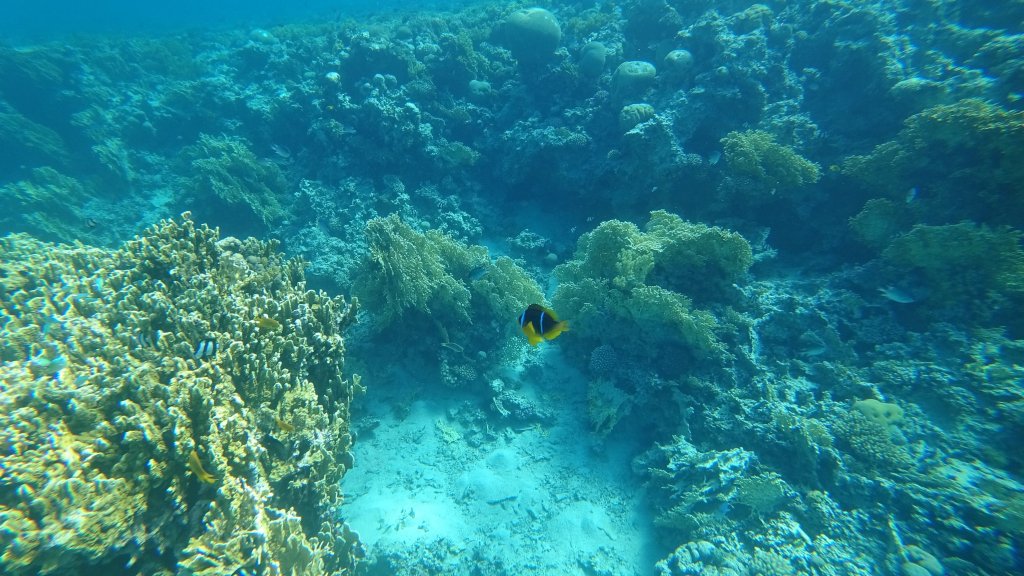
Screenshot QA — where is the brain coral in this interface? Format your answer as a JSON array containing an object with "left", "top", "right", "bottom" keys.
[
  {"left": 0, "top": 213, "right": 362, "bottom": 575},
  {"left": 499, "top": 7, "right": 562, "bottom": 64}
]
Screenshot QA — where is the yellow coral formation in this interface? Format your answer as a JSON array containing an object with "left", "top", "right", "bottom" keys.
[
  {"left": 721, "top": 129, "right": 821, "bottom": 192},
  {"left": 0, "top": 214, "right": 361, "bottom": 575}
]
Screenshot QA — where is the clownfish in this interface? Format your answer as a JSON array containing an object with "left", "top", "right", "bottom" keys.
[{"left": 518, "top": 304, "right": 569, "bottom": 346}]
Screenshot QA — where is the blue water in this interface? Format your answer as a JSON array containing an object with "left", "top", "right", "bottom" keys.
[
  {"left": 1, "top": 0, "right": 1022, "bottom": 575},
  {"left": 2, "top": 0, "right": 480, "bottom": 41}
]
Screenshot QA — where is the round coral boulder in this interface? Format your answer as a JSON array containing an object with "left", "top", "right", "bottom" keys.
[
  {"left": 498, "top": 7, "right": 561, "bottom": 64},
  {"left": 611, "top": 60, "right": 657, "bottom": 100}
]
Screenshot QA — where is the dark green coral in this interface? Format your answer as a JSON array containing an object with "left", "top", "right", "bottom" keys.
[{"left": 182, "top": 134, "right": 288, "bottom": 231}]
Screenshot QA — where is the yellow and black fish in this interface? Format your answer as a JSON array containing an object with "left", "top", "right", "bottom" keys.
[{"left": 518, "top": 304, "right": 569, "bottom": 346}]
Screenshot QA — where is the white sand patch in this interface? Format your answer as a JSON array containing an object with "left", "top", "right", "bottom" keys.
[{"left": 340, "top": 350, "right": 658, "bottom": 575}]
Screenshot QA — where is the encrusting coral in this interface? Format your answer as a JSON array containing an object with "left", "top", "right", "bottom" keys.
[{"left": 0, "top": 213, "right": 362, "bottom": 575}]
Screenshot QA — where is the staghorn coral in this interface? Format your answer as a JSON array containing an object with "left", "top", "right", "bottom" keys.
[{"left": 0, "top": 213, "right": 361, "bottom": 575}]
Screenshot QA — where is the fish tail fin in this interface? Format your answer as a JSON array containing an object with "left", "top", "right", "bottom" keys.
[{"left": 544, "top": 321, "right": 569, "bottom": 341}]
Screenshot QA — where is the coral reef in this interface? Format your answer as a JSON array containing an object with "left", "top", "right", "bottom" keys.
[
  {"left": 1, "top": 1, "right": 1022, "bottom": 573},
  {"left": 720, "top": 129, "right": 821, "bottom": 194},
  {"left": 0, "top": 214, "right": 361, "bottom": 575},
  {"left": 353, "top": 214, "right": 542, "bottom": 379},
  {"left": 880, "top": 222, "right": 1024, "bottom": 324},
  {"left": 180, "top": 134, "right": 289, "bottom": 234}
]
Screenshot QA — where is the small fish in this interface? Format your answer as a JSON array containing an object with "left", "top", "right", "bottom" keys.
[
  {"left": 275, "top": 416, "right": 296, "bottom": 433},
  {"left": 255, "top": 316, "right": 281, "bottom": 331},
  {"left": 29, "top": 354, "right": 67, "bottom": 376},
  {"left": 906, "top": 187, "right": 918, "bottom": 203},
  {"left": 707, "top": 150, "right": 722, "bottom": 165},
  {"left": 131, "top": 330, "right": 162, "bottom": 350},
  {"left": 188, "top": 449, "right": 217, "bottom": 484},
  {"left": 467, "top": 264, "right": 489, "bottom": 282},
  {"left": 193, "top": 339, "right": 218, "bottom": 360},
  {"left": 441, "top": 341, "right": 465, "bottom": 354},
  {"left": 270, "top": 143, "right": 292, "bottom": 159},
  {"left": 878, "top": 286, "right": 915, "bottom": 304},
  {"left": 85, "top": 218, "right": 98, "bottom": 229},
  {"left": 518, "top": 304, "right": 569, "bottom": 347}
]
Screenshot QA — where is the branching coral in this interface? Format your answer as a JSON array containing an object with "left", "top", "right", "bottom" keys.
[
  {"left": 880, "top": 222, "right": 1024, "bottom": 323},
  {"left": 181, "top": 134, "right": 288, "bottom": 232},
  {"left": 553, "top": 211, "right": 751, "bottom": 368},
  {"left": 0, "top": 167, "right": 89, "bottom": 242},
  {"left": 353, "top": 214, "right": 475, "bottom": 328},
  {"left": 0, "top": 213, "right": 361, "bottom": 575},
  {"left": 721, "top": 129, "right": 821, "bottom": 193},
  {"left": 843, "top": 99, "right": 1024, "bottom": 225},
  {"left": 353, "top": 214, "right": 542, "bottom": 361}
]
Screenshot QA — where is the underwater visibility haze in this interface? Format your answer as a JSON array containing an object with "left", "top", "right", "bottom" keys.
[{"left": 2, "top": 0, "right": 1024, "bottom": 574}]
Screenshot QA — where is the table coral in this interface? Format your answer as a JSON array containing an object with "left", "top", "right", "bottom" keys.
[{"left": 0, "top": 213, "right": 361, "bottom": 575}]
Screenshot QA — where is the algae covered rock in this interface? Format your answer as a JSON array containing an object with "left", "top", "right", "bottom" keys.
[{"left": 0, "top": 214, "right": 362, "bottom": 575}]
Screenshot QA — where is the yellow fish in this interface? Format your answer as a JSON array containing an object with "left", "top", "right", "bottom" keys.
[
  {"left": 275, "top": 416, "right": 295, "bottom": 433},
  {"left": 255, "top": 316, "right": 282, "bottom": 331},
  {"left": 189, "top": 450, "right": 217, "bottom": 484},
  {"left": 518, "top": 304, "right": 569, "bottom": 346}
]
